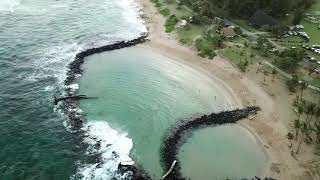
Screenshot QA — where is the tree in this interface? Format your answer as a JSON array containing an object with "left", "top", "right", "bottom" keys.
[
  {"left": 296, "top": 122, "right": 308, "bottom": 154},
  {"left": 294, "top": 119, "right": 301, "bottom": 140},
  {"left": 263, "top": 70, "right": 269, "bottom": 82},
  {"left": 286, "top": 75, "right": 299, "bottom": 92},
  {"left": 314, "top": 123, "right": 320, "bottom": 143},
  {"left": 271, "top": 25, "right": 286, "bottom": 36},
  {"left": 299, "top": 81, "right": 308, "bottom": 100},
  {"left": 250, "top": 53, "right": 255, "bottom": 64},
  {"left": 234, "top": 27, "right": 243, "bottom": 35},
  {"left": 292, "top": 10, "right": 304, "bottom": 25},
  {"left": 239, "top": 51, "right": 244, "bottom": 63},
  {"left": 272, "top": 68, "right": 277, "bottom": 81},
  {"left": 256, "top": 62, "right": 262, "bottom": 73},
  {"left": 307, "top": 64, "right": 317, "bottom": 75},
  {"left": 257, "top": 36, "right": 268, "bottom": 50},
  {"left": 212, "top": 34, "right": 225, "bottom": 48},
  {"left": 304, "top": 101, "right": 316, "bottom": 142},
  {"left": 287, "top": 132, "right": 294, "bottom": 148}
]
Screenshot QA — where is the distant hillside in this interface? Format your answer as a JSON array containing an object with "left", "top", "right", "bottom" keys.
[{"left": 180, "top": 0, "right": 315, "bottom": 18}]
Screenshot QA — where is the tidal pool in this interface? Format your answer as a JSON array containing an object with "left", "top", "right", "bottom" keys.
[{"left": 79, "top": 47, "right": 266, "bottom": 179}]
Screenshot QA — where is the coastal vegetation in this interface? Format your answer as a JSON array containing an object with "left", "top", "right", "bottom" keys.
[
  {"left": 290, "top": 95, "right": 320, "bottom": 154},
  {"left": 179, "top": 0, "right": 314, "bottom": 18}
]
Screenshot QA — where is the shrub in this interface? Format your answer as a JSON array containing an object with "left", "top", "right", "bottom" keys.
[
  {"left": 238, "top": 62, "right": 247, "bottom": 72},
  {"left": 179, "top": 38, "right": 189, "bottom": 44},
  {"left": 160, "top": 8, "right": 170, "bottom": 16},
  {"left": 286, "top": 75, "right": 299, "bottom": 92},
  {"left": 191, "top": 14, "right": 210, "bottom": 25},
  {"left": 165, "top": 15, "right": 178, "bottom": 33},
  {"left": 195, "top": 38, "right": 205, "bottom": 51},
  {"left": 194, "top": 38, "right": 216, "bottom": 59}
]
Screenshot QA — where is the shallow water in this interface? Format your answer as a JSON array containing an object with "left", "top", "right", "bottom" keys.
[
  {"left": 79, "top": 47, "right": 266, "bottom": 179},
  {"left": 179, "top": 125, "right": 267, "bottom": 180}
]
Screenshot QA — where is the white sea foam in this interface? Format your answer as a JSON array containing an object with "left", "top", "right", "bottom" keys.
[
  {"left": 43, "top": 85, "right": 55, "bottom": 92},
  {"left": 26, "top": 42, "right": 82, "bottom": 84},
  {"left": 73, "top": 121, "right": 134, "bottom": 180},
  {"left": 0, "top": 0, "right": 21, "bottom": 13},
  {"left": 66, "top": 84, "right": 80, "bottom": 91},
  {"left": 115, "top": 0, "right": 147, "bottom": 36}
]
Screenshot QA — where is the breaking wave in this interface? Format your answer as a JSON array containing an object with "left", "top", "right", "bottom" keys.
[
  {"left": 72, "top": 121, "right": 134, "bottom": 180},
  {"left": 0, "top": 0, "right": 21, "bottom": 13}
]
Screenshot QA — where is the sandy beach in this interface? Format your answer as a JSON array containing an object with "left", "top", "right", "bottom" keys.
[{"left": 137, "top": 0, "right": 318, "bottom": 179}]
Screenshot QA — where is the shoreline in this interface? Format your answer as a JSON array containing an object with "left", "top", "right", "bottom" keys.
[
  {"left": 139, "top": 32, "right": 273, "bottom": 179},
  {"left": 137, "top": 0, "right": 305, "bottom": 179}
]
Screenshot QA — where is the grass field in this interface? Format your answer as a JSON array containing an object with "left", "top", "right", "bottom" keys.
[
  {"left": 176, "top": 25, "right": 207, "bottom": 45},
  {"left": 220, "top": 47, "right": 248, "bottom": 64},
  {"left": 307, "top": 0, "right": 320, "bottom": 15},
  {"left": 302, "top": 19, "right": 320, "bottom": 44},
  {"left": 158, "top": 0, "right": 192, "bottom": 18}
]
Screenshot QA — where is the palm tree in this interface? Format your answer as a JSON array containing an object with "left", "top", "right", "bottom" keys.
[
  {"left": 250, "top": 53, "right": 255, "bottom": 64},
  {"left": 272, "top": 68, "right": 277, "bottom": 81},
  {"left": 312, "top": 105, "right": 320, "bottom": 129},
  {"left": 294, "top": 119, "right": 301, "bottom": 140},
  {"left": 296, "top": 122, "right": 308, "bottom": 154},
  {"left": 239, "top": 51, "right": 244, "bottom": 63},
  {"left": 299, "top": 81, "right": 308, "bottom": 101},
  {"left": 313, "top": 123, "right": 320, "bottom": 144},
  {"left": 244, "top": 42, "right": 249, "bottom": 62},
  {"left": 297, "top": 104, "right": 303, "bottom": 120},
  {"left": 304, "top": 102, "right": 316, "bottom": 137},
  {"left": 287, "top": 132, "right": 294, "bottom": 148},
  {"left": 263, "top": 70, "right": 269, "bottom": 82},
  {"left": 256, "top": 62, "right": 262, "bottom": 73}
]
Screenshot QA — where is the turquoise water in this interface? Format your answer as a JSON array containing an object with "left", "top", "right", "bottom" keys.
[
  {"left": 79, "top": 47, "right": 266, "bottom": 179},
  {"left": 0, "top": 0, "right": 145, "bottom": 179},
  {"left": 179, "top": 125, "right": 267, "bottom": 179}
]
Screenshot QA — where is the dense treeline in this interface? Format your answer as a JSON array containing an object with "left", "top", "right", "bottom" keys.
[{"left": 180, "top": 0, "right": 314, "bottom": 18}]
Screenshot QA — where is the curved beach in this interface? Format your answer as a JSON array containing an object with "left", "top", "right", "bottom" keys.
[{"left": 137, "top": 0, "right": 305, "bottom": 179}]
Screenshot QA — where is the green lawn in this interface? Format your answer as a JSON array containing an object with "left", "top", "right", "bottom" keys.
[
  {"left": 158, "top": 1, "right": 192, "bottom": 18},
  {"left": 301, "top": 19, "right": 320, "bottom": 44},
  {"left": 307, "top": 0, "right": 320, "bottom": 15},
  {"left": 220, "top": 47, "right": 247, "bottom": 64},
  {"left": 176, "top": 25, "right": 207, "bottom": 45}
]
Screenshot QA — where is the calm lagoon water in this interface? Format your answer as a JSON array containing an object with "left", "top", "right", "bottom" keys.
[{"left": 79, "top": 47, "right": 267, "bottom": 179}]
